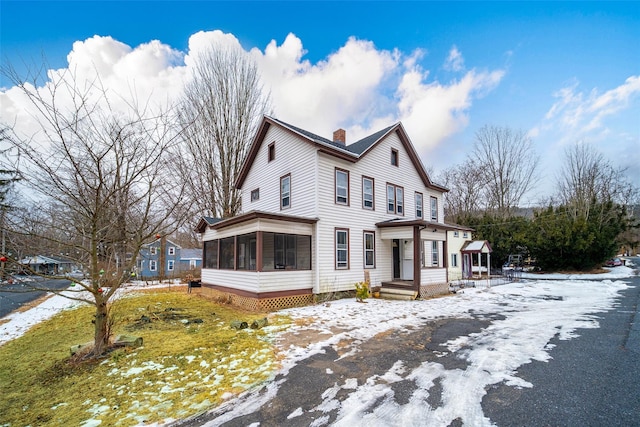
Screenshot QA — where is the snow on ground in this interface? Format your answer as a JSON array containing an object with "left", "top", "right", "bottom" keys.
[
  {"left": 0, "top": 265, "right": 637, "bottom": 426},
  {"left": 203, "top": 265, "right": 637, "bottom": 427}
]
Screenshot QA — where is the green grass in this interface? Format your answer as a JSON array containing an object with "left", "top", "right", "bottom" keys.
[{"left": 0, "top": 290, "right": 290, "bottom": 426}]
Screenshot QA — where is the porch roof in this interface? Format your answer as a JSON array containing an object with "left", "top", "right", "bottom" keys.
[
  {"left": 461, "top": 240, "right": 493, "bottom": 254},
  {"left": 375, "top": 218, "right": 468, "bottom": 232},
  {"left": 197, "top": 210, "right": 318, "bottom": 232}
]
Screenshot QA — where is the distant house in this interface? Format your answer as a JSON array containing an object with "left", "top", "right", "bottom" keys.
[
  {"left": 18, "top": 255, "right": 77, "bottom": 275},
  {"left": 136, "top": 239, "right": 202, "bottom": 279},
  {"left": 196, "top": 116, "right": 471, "bottom": 310},
  {"left": 446, "top": 227, "right": 474, "bottom": 281}
]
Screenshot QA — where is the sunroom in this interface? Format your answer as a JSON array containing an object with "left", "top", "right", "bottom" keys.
[{"left": 196, "top": 211, "right": 318, "bottom": 310}]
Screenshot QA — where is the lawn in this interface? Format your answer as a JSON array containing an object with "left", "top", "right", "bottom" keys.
[{"left": 0, "top": 289, "right": 289, "bottom": 426}]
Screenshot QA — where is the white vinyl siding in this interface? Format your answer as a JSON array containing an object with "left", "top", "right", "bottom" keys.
[{"left": 240, "top": 125, "right": 318, "bottom": 216}]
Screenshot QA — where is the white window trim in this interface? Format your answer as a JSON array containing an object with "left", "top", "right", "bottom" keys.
[
  {"left": 167, "top": 260, "right": 174, "bottom": 271},
  {"left": 430, "top": 196, "right": 438, "bottom": 221},
  {"left": 150, "top": 260, "right": 157, "bottom": 271},
  {"left": 168, "top": 247, "right": 175, "bottom": 256}
]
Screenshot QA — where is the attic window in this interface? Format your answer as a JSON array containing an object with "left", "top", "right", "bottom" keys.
[
  {"left": 391, "top": 149, "right": 399, "bottom": 166},
  {"left": 251, "top": 188, "right": 260, "bottom": 202},
  {"left": 268, "top": 142, "right": 275, "bottom": 162}
]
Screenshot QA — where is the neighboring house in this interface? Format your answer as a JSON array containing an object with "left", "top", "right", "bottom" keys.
[
  {"left": 446, "top": 227, "right": 474, "bottom": 281},
  {"left": 136, "top": 239, "right": 202, "bottom": 279},
  {"left": 18, "top": 255, "right": 77, "bottom": 275},
  {"left": 196, "top": 116, "right": 470, "bottom": 310}
]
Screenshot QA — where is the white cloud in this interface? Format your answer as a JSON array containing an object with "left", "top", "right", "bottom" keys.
[
  {"left": 1, "top": 31, "right": 505, "bottom": 161},
  {"left": 543, "top": 76, "right": 640, "bottom": 137},
  {"left": 444, "top": 45, "right": 464, "bottom": 72}
]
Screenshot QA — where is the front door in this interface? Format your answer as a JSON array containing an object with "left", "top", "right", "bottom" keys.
[{"left": 392, "top": 239, "right": 401, "bottom": 279}]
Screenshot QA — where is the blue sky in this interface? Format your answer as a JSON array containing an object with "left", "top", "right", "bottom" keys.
[{"left": 1, "top": 1, "right": 639, "bottom": 202}]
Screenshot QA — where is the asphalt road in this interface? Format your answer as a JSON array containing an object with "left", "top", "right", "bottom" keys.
[
  {"left": 0, "top": 278, "right": 71, "bottom": 318},
  {"left": 179, "top": 274, "right": 640, "bottom": 427},
  {"left": 483, "top": 274, "right": 640, "bottom": 426}
]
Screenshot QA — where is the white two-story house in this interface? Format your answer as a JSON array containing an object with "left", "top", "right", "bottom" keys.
[{"left": 196, "top": 116, "right": 468, "bottom": 310}]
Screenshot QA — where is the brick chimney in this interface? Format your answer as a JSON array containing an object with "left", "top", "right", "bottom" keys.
[{"left": 333, "top": 128, "right": 346, "bottom": 145}]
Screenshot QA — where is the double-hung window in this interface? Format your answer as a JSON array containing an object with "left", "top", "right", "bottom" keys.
[
  {"left": 335, "top": 169, "right": 349, "bottom": 205},
  {"left": 387, "top": 184, "right": 404, "bottom": 215},
  {"left": 363, "top": 231, "right": 375, "bottom": 268},
  {"left": 430, "top": 196, "right": 438, "bottom": 221},
  {"left": 168, "top": 247, "right": 175, "bottom": 256},
  {"left": 150, "top": 260, "right": 157, "bottom": 271},
  {"left": 335, "top": 228, "right": 349, "bottom": 269},
  {"left": 432, "top": 241, "right": 439, "bottom": 266},
  {"left": 415, "top": 192, "right": 423, "bottom": 219},
  {"left": 281, "top": 174, "right": 291, "bottom": 210},
  {"left": 362, "top": 176, "right": 374, "bottom": 210},
  {"left": 167, "top": 260, "right": 174, "bottom": 271}
]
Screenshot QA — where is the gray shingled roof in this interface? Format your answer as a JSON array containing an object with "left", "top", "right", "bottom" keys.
[{"left": 269, "top": 117, "right": 396, "bottom": 156}]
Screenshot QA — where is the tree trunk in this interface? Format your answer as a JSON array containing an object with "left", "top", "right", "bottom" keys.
[{"left": 93, "top": 297, "right": 110, "bottom": 355}]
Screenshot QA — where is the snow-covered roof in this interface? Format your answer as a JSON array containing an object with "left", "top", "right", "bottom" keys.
[{"left": 461, "top": 240, "right": 493, "bottom": 253}]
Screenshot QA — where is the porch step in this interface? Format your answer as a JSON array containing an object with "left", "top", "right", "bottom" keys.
[{"left": 379, "top": 287, "right": 418, "bottom": 301}]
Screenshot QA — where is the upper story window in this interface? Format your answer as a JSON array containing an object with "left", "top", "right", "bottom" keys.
[
  {"left": 454, "top": 231, "right": 459, "bottom": 238},
  {"left": 391, "top": 148, "right": 399, "bottom": 166},
  {"left": 268, "top": 142, "right": 275, "bottom": 162},
  {"left": 463, "top": 232, "right": 468, "bottom": 239},
  {"left": 335, "top": 168, "right": 349, "bottom": 205},
  {"left": 168, "top": 246, "right": 175, "bottom": 256},
  {"left": 150, "top": 247, "right": 157, "bottom": 255},
  {"left": 387, "top": 184, "right": 404, "bottom": 215},
  {"left": 362, "top": 176, "right": 374, "bottom": 210},
  {"left": 280, "top": 174, "right": 291, "bottom": 210},
  {"left": 251, "top": 188, "right": 260, "bottom": 202},
  {"left": 430, "top": 196, "right": 438, "bottom": 221},
  {"left": 415, "top": 192, "right": 423, "bottom": 219}
]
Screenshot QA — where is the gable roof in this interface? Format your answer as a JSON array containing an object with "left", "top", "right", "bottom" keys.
[
  {"left": 195, "top": 216, "right": 223, "bottom": 233},
  {"left": 236, "top": 116, "right": 448, "bottom": 192},
  {"left": 461, "top": 240, "right": 493, "bottom": 254}
]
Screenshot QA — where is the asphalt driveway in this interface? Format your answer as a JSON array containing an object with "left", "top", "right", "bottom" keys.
[{"left": 176, "top": 274, "right": 639, "bottom": 427}]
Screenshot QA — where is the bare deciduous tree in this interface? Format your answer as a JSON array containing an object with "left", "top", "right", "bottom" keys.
[
  {"left": 1, "top": 66, "right": 189, "bottom": 356},
  {"left": 177, "top": 42, "right": 271, "bottom": 221},
  {"left": 440, "top": 159, "right": 489, "bottom": 222},
  {"left": 472, "top": 125, "right": 540, "bottom": 217},
  {"left": 556, "top": 142, "right": 635, "bottom": 217}
]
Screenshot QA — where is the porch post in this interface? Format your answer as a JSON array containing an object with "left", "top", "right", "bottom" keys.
[
  {"left": 413, "top": 226, "right": 421, "bottom": 291},
  {"left": 443, "top": 238, "right": 448, "bottom": 282},
  {"left": 256, "top": 231, "right": 263, "bottom": 272}
]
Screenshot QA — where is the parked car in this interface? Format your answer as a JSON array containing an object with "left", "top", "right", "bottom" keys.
[{"left": 605, "top": 258, "right": 623, "bottom": 267}]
